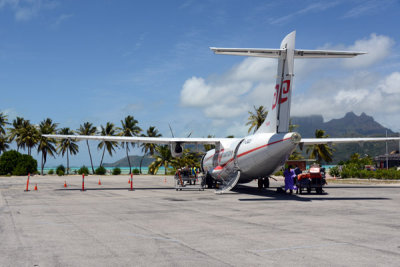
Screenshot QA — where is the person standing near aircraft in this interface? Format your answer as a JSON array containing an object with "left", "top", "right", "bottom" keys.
[{"left": 284, "top": 165, "right": 296, "bottom": 194}]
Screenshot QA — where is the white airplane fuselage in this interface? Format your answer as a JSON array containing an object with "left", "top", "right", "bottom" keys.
[{"left": 201, "top": 132, "right": 301, "bottom": 184}]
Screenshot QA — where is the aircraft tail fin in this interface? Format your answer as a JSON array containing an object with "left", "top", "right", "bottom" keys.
[{"left": 211, "top": 31, "right": 366, "bottom": 134}]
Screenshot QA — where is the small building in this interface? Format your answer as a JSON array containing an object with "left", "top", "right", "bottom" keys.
[{"left": 374, "top": 151, "right": 400, "bottom": 169}]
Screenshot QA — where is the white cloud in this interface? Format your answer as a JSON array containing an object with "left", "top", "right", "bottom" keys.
[
  {"left": 180, "top": 77, "right": 211, "bottom": 107},
  {"left": 180, "top": 57, "right": 276, "bottom": 121},
  {"left": 52, "top": 13, "right": 73, "bottom": 27},
  {"left": 269, "top": 1, "right": 339, "bottom": 25},
  {"left": 343, "top": 33, "right": 394, "bottom": 68},
  {"left": 378, "top": 72, "right": 400, "bottom": 94},
  {"left": 0, "top": 0, "right": 57, "bottom": 22},
  {"left": 343, "top": 0, "right": 396, "bottom": 18},
  {"left": 179, "top": 33, "right": 400, "bottom": 133}
]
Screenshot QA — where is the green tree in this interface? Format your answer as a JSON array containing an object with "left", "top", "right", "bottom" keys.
[
  {"left": 306, "top": 129, "right": 333, "bottom": 164},
  {"left": 37, "top": 118, "right": 58, "bottom": 175},
  {"left": 77, "top": 122, "right": 97, "bottom": 174},
  {"left": 171, "top": 150, "right": 202, "bottom": 170},
  {"left": 17, "top": 121, "right": 39, "bottom": 156},
  {"left": 246, "top": 105, "right": 268, "bottom": 134},
  {"left": 148, "top": 145, "right": 172, "bottom": 175},
  {"left": 98, "top": 122, "right": 119, "bottom": 166},
  {"left": 289, "top": 118, "right": 299, "bottom": 132},
  {"left": 139, "top": 126, "right": 161, "bottom": 174},
  {"left": 0, "top": 112, "right": 9, "bottom": 135},
  {"left": 119, "top": 115, "right": 141, "bottom": 174},
  {"left": 58, "top": 128, "right": 79, "bottom": 175},
  {"left": 0, "top": 135, "right": 9, "bottom": 155},
  {"left": 8, "top": 117, "right": 28, "bottom": 152}
]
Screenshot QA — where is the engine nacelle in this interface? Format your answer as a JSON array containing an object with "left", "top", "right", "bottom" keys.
[{"left": 170, "top": 142, "right": 184, "bottom": 158}]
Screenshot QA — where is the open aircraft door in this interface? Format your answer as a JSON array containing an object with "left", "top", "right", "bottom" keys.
[{"left": 215, "top": 139, "right": 245, "bottom": 194}]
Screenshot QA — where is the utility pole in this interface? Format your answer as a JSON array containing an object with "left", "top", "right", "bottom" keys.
[{"left": 385, "top": 130, "right": 389, "bottom": 170}]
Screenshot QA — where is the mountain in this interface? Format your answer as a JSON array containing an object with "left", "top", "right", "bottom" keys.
[
  {"left": 291, "top": 112, "right": 399, "bottom": 163},
  {"left": 292, "top": 112, "right": 394, "bottom": 138},
  {"left": 103, "top": 155, "right": 155, "bottom": 168}
]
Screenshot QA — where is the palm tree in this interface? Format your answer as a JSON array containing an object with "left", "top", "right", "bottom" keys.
[
  {"left": 17, "top": 121, "right": 39, "bottom": 155},
  {"left": 97, "top": 122, "right": 119, "bottom": 167},
  {"left": 139, "top": 126, "right": 161, "bottom": 174},
  {"left": 0, "top": 113, "right": 10, "bottom": 155},
  {"left": 246, "top": 105, "right": 268, "bottom": 133},
  {"left": 306, "top": 129, "right": 333, "bottom": 164},
  {"left": 0, "top": 135, "right": 9, "bottom": 154},
  {"left": 118, "top": 115, "right": 141, "bottom": 174},
  {"left": 58, "top": 128, "right": 79, "bottom": 175},
  {"left": 37, "top": 118, "right": 58, "bottom": 175},
  {"left": 8, "top": 117, "right": 26, "bottom": 151},
  {"left": 148, "top": 145, "right": 172, "bottom": 175},
  {"left": 170, "top": 150, "right": 202, "bottom": 170},
  {"left": 77, "top": 122, "right": 97, "bottom": 174},
  {"left": 0, "top": 112, "right": 9, "bottom": 135}
]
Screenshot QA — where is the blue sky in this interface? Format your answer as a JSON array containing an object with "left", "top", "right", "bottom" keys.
[{"left": 1, "top": 0, "right": 400, "bottom": 167}]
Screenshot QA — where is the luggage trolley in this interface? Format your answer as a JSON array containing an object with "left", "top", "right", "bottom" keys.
[
  {"left": 297, "top": 165, "right": 326, "bottom": 194},
  {"left": 174, "top": 170, "right": 205, "bottom": 191}
]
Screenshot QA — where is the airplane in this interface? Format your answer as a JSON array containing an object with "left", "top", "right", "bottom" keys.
[{"left": 44, "top": 31, "right": 400, "bottom": 194}]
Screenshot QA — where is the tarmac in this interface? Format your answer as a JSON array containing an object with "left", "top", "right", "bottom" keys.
[{"left": 1, "top": 174, "right": 400, "bottom": 267}]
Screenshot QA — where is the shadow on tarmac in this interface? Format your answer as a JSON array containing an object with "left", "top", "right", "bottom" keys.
[
  {"left": 234, "top": 185, "right": 391, "bottom": 202},
  {"left": 55, "top": 187, "right": 173, "bottom": 191}
]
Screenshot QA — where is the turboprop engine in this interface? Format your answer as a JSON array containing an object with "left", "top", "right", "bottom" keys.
[{"left": 170, "top": 142, "right": 184, "bottom": 158}]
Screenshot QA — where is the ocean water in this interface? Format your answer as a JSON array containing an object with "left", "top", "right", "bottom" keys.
[
  {"left": 42, "top": 166, "right": 166, "bottom": 175},
  {"left": 306, "top": 164, "right": 336, "bottom": 170}
]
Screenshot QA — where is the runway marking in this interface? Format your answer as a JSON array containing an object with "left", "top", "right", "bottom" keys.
[
  {"left": 127, "top": 233, "right": 182, "bottom": 243},
  {"left": 250, "top": 242, "right": 349, "bottom": 253}
]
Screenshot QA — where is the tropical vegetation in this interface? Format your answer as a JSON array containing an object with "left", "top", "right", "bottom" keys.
[
  {"left": 306, "top": 129, "right": 333, "bottom": 163},
  {"left": 148, "top": 145, "right": 173, "bottom": 175},
  {"left": 98, "top": 122, "right": 119, "bottom": 167},
  {"left": 139, "top": 126, "right": 161, "bottom": 174},
  {"left": 119, "top": 115, "right": 141, "bottom": 174},
  {"left": 57, "top": 128, "right": 79, "bottom": 175},
  {"left": 78, "top": 165, "right": 90, "bottom": 176},
  {"left": 246, "top": 105, "right": 268, "bottom": 133},
  {"left": 77, "top": 122, "right": 97, "bottom": 174},
  {"left": 37, "top": 118, "right": 58, "bottom": 175},
  {"left": 0, "top": 150, "right": 37, "bottom": 175}
]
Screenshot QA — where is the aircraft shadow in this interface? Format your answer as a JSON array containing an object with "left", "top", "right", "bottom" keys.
[{"left": 234, "top": 185, "right": 390, "bottom": 202}]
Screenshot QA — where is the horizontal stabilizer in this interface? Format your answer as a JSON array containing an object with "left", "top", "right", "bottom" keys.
[
  {"left": 210, "top": 47, "right": 366, "bottom": 59},
  {"left": 210, "top": 47, "right": 283, "bottom": 58},
  {"left": 294, "top": 49, "right": 366, "bottom": 58}
]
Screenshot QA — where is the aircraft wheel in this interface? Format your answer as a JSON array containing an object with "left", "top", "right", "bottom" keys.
[
  {"left": 263, "top": 178, "right": 270, "bottom": 188},
  {"left": 258, "top": 179, "right": 263, "bottom": 190},
  {"left": 307, "top": 187, "right": 311, "bottom": 194}
]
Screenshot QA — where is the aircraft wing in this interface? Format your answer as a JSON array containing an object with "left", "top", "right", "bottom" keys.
[
  {"left": 42, "top": 134, "right": 238, "bottom": 145},
  {"left": 301, "top": 137, "right": 400, "bottom": 145}
]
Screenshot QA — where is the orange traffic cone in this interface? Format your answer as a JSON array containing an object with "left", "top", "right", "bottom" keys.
[
  {"left": 34, "top": 184, "right": 38, "bottom": 191},
  {"left": 128, "top": 179, "right": 131, "bottom": 184},
  {"left": 98, "top": 179, "right": 102, "bottom": 185},
  {"left": 64, "top": 181, "right": 67, "bottom": 188}
]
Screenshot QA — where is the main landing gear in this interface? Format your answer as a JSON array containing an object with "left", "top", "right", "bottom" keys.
[{"left": 257, "top": 177, "right": 269, "bottom": 190}]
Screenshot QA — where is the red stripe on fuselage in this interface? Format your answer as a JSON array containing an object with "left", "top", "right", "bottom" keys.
[{"left": 217, "top": 137, "right": 291, "bottom": 168}]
